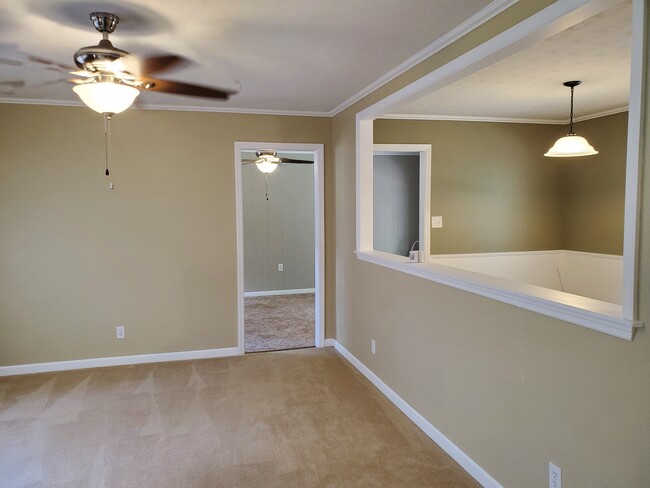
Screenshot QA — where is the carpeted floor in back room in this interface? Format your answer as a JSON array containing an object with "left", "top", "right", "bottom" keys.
[{"left": 244, "top": 293, "right": 315, "bottom": 353}]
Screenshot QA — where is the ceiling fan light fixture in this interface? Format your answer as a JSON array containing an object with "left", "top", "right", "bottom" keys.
[
  {"left": 255, "top": 160, "right": 279, "bottom": 174},
  {"left": 73, "top": 81, "right": 139, "bottom": 114},
  {"left": 545, "top": 80, "right": 598, "bottom": 158}
]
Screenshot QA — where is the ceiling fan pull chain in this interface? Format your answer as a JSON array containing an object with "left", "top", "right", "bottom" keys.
[
  {"left": 103, "top": 112, "right": 112, "bottom": 177},
  {"left": 265, "top": 174, "right": 269, "bottom": 201}
]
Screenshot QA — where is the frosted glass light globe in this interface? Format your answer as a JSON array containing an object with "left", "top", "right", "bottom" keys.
[
  {"left": 73, "top": 82, "right": 140, "bottom": 114},
  {"left": 256, "top": 160, "right": 279, "bottom": 173}
]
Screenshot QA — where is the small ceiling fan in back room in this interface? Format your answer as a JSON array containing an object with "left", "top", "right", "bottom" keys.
[
  {"left": 242, "top": 150, "right": 313, "bottom": 200},
  {"left": 32, "top": 11, "right": 239, "bottom": 186},
  {"left": 242, "top": 150, "right": 313, "bottom": 174}
]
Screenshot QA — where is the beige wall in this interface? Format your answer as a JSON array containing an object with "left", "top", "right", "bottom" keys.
[
  {"left": 334, "top": 2, "right": 649, "bottom": 488},
  {"left": 375, "top": 112, "right": 627, "bottom": 256},
  {"left": 0, "top": 104, "right": 333, "bottom": 365}
]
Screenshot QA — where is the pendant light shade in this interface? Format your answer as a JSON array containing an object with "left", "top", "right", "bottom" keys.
[
  {"left": 545, "top": 80, "right": 598, "bottom": 158},
  {"left": 544, "top": 135, "right": 598, "bottom": 157},
  {"left": 255, "top": 160, "right": 279, "bottom": 174},
  {"left": 73, "top": 82, "right": 140, "bottom": 114}
]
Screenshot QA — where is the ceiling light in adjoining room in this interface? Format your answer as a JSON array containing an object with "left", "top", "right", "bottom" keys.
[
  {"left": 255, "top": 160, "right": 279, "bottom": 174},
  {"left": 545, "top": 80, "right": 598, "bottom": 158},
  {"left": 73, "top": 81, "right": 140, "bottom": 115}
]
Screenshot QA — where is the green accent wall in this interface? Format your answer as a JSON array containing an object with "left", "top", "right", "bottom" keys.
[{"left": 562, "top": 111, "right": 628, "bottom": 254}]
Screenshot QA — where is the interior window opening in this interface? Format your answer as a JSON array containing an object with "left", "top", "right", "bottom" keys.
[{"left": 356, "top": 0, "right": 644, "bottom": 339}]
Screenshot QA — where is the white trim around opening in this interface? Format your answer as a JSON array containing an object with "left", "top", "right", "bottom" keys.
[
  {"left": 355, "top": 0, "right": 646, "bottom": 340},
  {"left": 234, "top": 142, "right": 326, "bottom": 354}
]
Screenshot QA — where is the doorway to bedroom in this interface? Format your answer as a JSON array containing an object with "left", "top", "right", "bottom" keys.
[{"left": 235, "top": 143, "right": 325, "bottom": 354}]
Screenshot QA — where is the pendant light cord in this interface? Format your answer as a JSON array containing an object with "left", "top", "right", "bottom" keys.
[
  {"left": 103, "top": 113, "right": 112, "bottom": 176},
  {"left": 569, "top": 85, "right": 575, "bottom": 135}
]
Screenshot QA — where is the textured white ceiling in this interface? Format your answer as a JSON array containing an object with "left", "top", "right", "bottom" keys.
[
  {"left": 391, "top": 1, "right": 632, "bottom": 122},
  {"left": 0, "top": 0, "right": 494, "bottom": 113}
]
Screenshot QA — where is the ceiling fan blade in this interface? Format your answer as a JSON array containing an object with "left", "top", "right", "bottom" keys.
[
  {"left": 241, "top": 159, "right": 262, "bottom": 164},
  {"left": 140, "top": 55, "right": 189, "bottom": 76},
  {"left": 69, "top": 70, "right": 95, "bottom": 78},
  {"left": 142, "top": 77, "right": 236, "bottom": 99},
  {"left": 278, "top": 158, "right": 313, "bottom": 164},
  {"left": 0, "top": 80, "right": 25, "bottom": 88},
  {"left": 0, "top": 58, "right": 21, "bottom": 67},
  {"left": 28, "top": 55, "right": 74, "bottom": 72},
  {"left": 114, "top": 54, "right": 189, "bottom": 78}
]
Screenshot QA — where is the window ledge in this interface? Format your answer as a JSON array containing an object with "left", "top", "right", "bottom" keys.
[{"left": 356, "top": 250, "right": 643, "bottom": 340}]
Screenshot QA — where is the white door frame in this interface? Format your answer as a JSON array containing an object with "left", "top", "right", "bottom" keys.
[{"left": 234, "top": 141, "right": 326, "bottom": 354}]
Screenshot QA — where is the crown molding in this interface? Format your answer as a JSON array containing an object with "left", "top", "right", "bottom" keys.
[
  {"left": 380, "top": 105, "right": 629, "bottom": 125},
  {"left": 327, "top": 0, "right": 519, "bottom": 116},
  {"left": 0, "top": 97, "right": 331, "bottom": 117}
]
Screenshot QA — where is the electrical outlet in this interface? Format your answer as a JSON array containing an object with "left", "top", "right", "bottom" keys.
[
  {"left": 371, "top": 339, "right": 376, "bottom": 355},
  {"left": 549, "top": 462, "right": 561, "bottom": 488},
  {"left": 116, "top": 325, "right": 125, "bottom": 340},
  {"left": 431, "top": 216, "right": 443, "bottom": 228},
  {"left": 278, "top": 263, "right": 284, "bottom": 271}
]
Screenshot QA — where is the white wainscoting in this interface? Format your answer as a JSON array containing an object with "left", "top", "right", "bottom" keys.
[{"left": 429, "top": 250, "right": 622, "bottom": 305}]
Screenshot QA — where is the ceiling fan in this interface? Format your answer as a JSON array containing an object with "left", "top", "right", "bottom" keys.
[
  {"left": 242, "top": 150, "right": 313, "bottom": 174},
  {"left": 27, "top": 12, "right": 240, "bottom": 183},
  {"left": 65, "top": 12, "right": 239, "bottom": 114}
]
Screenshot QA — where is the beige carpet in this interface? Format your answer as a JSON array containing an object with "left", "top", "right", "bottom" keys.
[
  {"left": 0, "top": 348, "right": 479, "bottom": 488},
  {"left": 245, "top": 293, "right": 315, "bottom": 353}
]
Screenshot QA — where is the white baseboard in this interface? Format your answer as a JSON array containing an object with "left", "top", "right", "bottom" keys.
[
  {"left": 332, "top": 340, "right": 502, "bottom": 488},
  {"left": 244, "top": 288, "right": 315, "bottom": 297},
  {"left": 0, "top": 347, "right": 240, "bottom": 377},
  {"left": 323, "top": 338, "right": 336, "bottom": 347}
]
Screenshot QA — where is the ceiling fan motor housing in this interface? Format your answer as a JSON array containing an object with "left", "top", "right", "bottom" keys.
[
  {"left": 90, "top": 12, "right": 119, "bottom": 34},
  {"left": 74, "top": 40, "right": 129, "bottom": 71}
]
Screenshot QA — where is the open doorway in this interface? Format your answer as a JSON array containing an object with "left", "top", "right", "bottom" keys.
[{"left": 234, "top": 142, "right": 325, "bottom": 354}]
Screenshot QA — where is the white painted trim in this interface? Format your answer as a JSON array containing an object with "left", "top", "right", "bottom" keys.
[
  {"left": 332, "top": 340, "right": 502, "bottom": 488},
  {"left": 355, "top": 0, "right": 644, "bottom": 340},
  {"left": 358, "top": 250, "right": 640, "bottom": 340},
  {"left": 379, "top": 106, "right": 629, "bottom": 125},
  {"left": 324, "top": 338, "right": 336, "bottom": 347},
  {"left": 234, "top": 142, "right": 326, "bottom": 353},
  {"left": 0, "top": 97, "right": 331, "bottom": 117},
  {"left": 244, "top": 288, "right": 316, "bottom": 298},
  {"left": 373, "top": 144, "right": 431, "bottom": 259},
  {"left": 621, "top": 0, "right": 646, "bottom": 319},
  {"left": 0, "top": 347, "right": 239, "bottom": 377},
  {"left": 429, "top": 249, "right": 622, "bottom": 260},
  {"left": 329, "top": 0, "right": 518, "bottom": 116}
]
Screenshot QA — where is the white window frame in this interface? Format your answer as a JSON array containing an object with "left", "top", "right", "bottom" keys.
[
  {"left": 355, "top": 0, "right": 646, "bottom": 340},
  {"left": 372, "top": 144, "right": 431, "bottom": 260}
]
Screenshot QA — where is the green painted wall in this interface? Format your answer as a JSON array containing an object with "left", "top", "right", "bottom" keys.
[{"left": 562, "top": 111, "right": 628, "bottom": 254}]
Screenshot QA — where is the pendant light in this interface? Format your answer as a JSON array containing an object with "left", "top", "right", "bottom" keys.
[{"left": 545, "top": 81, "right": 598, "bottom": 158}]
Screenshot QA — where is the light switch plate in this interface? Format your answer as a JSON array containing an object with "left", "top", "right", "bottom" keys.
[{"left": 431, "top": 216, "right": 443, "bottom": 228}]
